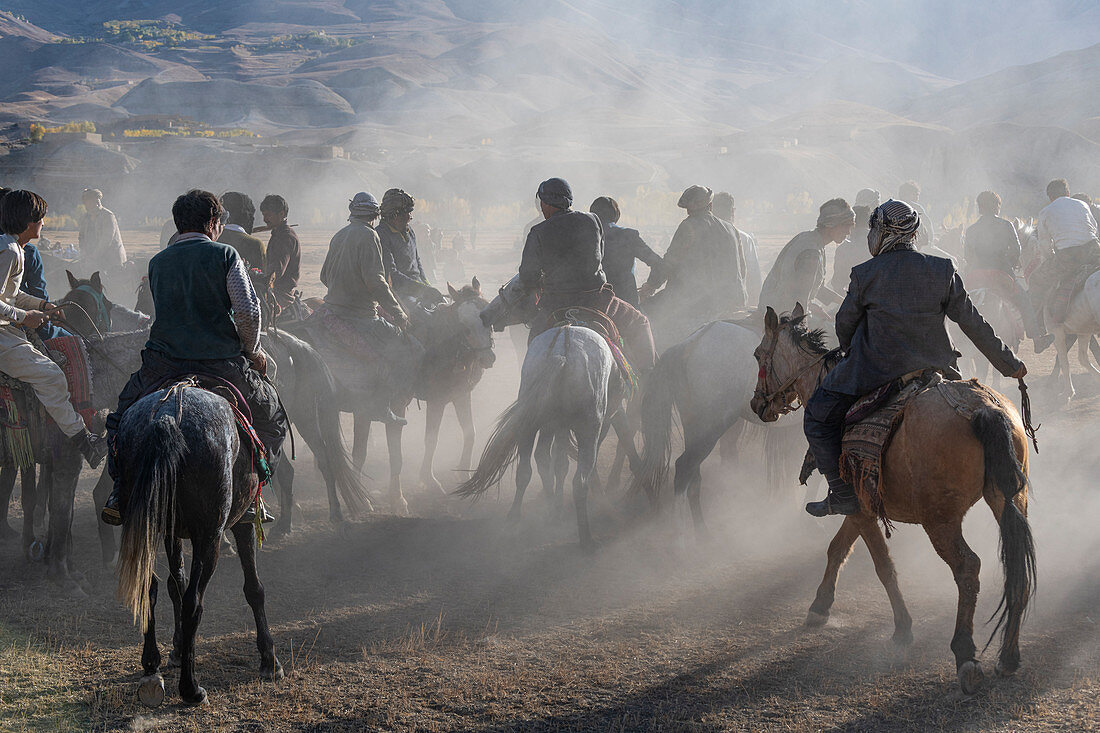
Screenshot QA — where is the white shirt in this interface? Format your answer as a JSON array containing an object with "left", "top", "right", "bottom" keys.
[
  {"left": 0, "top": 234, "right": 44, "bottom": 326},
  {"left": 1037, "top": 196, "right": 1098, "bottom": 251}
]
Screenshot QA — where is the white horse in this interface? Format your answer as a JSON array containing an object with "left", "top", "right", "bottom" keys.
[
  {"left": 632, "top": 317, "right": 795, "bottom": 539},
  {"left": 455, "top": 325, "right": 624, "bottom": 550},
  {"left": 1051, "top": 270, "right": 1100, "bottom": 398}
]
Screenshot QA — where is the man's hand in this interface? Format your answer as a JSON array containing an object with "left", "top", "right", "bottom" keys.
[
  {"left": 22, "top": 310, "right": 49, "bottom": 329},
  {"left": 1011, "top": 364, "right": 1028, "bottom": 379},
  {"left": 394, "top": 311, "right": 410, "bottom": 332},
  {"left": 249, "top": 350, "right": 268, "bottom": 376},
  {"left": 42, "top": 302, "right": 60, "bottom": 314},
  {"left": 424, "top": 286, "right": 447, "bottom": 305}
]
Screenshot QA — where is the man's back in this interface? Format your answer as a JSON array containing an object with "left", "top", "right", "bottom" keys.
[
  {"left": 1038, "top": 196, "right": 1098, "bottom": 250},
  {"left": 266, "top": 222, "right": 300, "bottom": 306},
  {"left": 147, "top": 236, "right": 241, "bottom": 361},
  {"left": 322, "top": 221, "right": 400, "bottom": 318},
  {"left": 824, "top": 249, "right": 1017, "bottom": 396},
  {"left": 964, "top": 215, "right": 1020, "bottom": 272},
  {"left": 664, "top": 212, "right": 746, "bottom": 310},
  {"left": 602, "top": 224, "right": 657, "bottom": 305},
  {"left": 218, "top": 228, "right": 265, "bottom": 270},
  {"left": 519, "top": 210, "right": 606, "bottom": 295},
  {"left": 759, "top": 229, "right": 825, "bottom": 311}
]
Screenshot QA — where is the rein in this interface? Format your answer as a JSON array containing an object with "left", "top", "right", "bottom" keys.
[{"left": 756, "top": 329, "right": 839, "bottom": 414}]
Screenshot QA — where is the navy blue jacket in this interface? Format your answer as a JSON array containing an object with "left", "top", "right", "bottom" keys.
[
  {"left": 519, "top": 210, "right": 606, "bottom": 296},
  {"left": 602, "top": 224, "right": 661, "bottom": 306},
  {"left": 823, "top": 247, "right": 1022, "bottom": 396},
  {"left": 377, "top": 223, "right": 429, "bottom": 298}
]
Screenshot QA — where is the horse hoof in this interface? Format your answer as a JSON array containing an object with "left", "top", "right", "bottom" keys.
[
  {"left": 26, "top": 539, "right": 44, "bottom": 562},
  {"left": 958, "top": 660, "right": 985, "bottom": 695},
  {"left": 391, "top": 497, "right": 409, "bottom": 516},
  {"left": 165, "top": 651, "right": 181, "bottom": 669},
  {"left": 892, "top": 628, "right": 914, "bottom": 647},
  {"left": 337, "top": 522, "right": 354, "bottom": 541},
  {"left": 805, "top": 610, "right": 829, "bottom": 628},
  {"left": 181, "top": 686, "right": 208, "bottom": 706},
  {"left": 102, "top": 552, "right": 118, "bottom": 571},
  {"left": 994, "top": 660, "right": 1018, "bottom": 678},
  {"left": 138, "top": 674, "right": 165, "bottom": 707},
  {"left": 263, "top": 660, "right": 284, "bottom": 682}
]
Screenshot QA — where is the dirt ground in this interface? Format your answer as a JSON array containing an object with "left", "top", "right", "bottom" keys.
[{"left": 1, "top": 229, "right": 1098, "bottom": 731}]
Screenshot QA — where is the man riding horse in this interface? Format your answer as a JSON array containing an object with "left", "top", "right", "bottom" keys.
[
  {"left": 1030, "top": 178, "right": 1100, "bottom": 337},
  {"left": 102, "top": 190, "right": 288, "bottom": 526},
  {"left": 376, "top": 188, "right": 445, "bottom": 312},
  {"left": 964, "top": 189, "right": 1048, "bottom": 352},
  {"left": 518, "top": 177, "right": 656, "bottom": 371},
  {"left": 802, "top": 199, "right": 1027, "bottom": 516},
  {"left": 316, "top": 191, "right": 421, "bottom": 426}
]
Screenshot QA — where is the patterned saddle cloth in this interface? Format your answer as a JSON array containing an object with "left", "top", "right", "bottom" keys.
[
  {"left": 550, "top": 305, "right": 640, "bottom": 400},
  {"left": 1050, "top": 264, "right": 1100, "bottom": 323}
]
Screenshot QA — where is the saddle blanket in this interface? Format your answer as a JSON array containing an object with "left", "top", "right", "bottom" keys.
[
  {"left": 550, "top": 306, "right": 639, "bottom": 400},
  {"left": 1050, "top": 264, "right": 1100, "bottom": 324}
]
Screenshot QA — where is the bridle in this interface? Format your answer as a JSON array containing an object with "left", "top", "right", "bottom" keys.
[{"left": 754, "top": 325, "right": 839, "bottom": 418}]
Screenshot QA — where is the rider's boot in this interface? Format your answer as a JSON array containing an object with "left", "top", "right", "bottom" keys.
[
  {"left": 805, "top": 475, "right": 860, "bottom": 517},
  {"left": 238, "top": 497, "right": 275, "bottom": 525}
]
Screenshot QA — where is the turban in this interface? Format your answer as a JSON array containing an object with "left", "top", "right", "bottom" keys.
[
  {"left": 816, "top": 198, "right": 855, "bottom": 228},
  {"left": 868, "top": 199, "right": 920, "bottom": 256},
  {"left": 349, "top": 191, "right": 380, "bottom": 219},
  {"left": 537, "top": 178, "right": 573, "bottom": 210},
  {"left": 83, "top": 188, "right": 103, "bottom": 200},
  {"left": 854, "top": 188, "right": 880, "bottom": 210},
  {"left": 677, "top": 185, "right": 713, "bottom": 212},
  {"left": 380, "top": 188, "right": 415, "bottom": 218}
]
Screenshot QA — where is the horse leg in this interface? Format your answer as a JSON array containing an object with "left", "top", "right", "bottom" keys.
[
  {"left": 0, "top": 466, "right": 17, "bottom": 540},
  {"left": 508, "top": 430, "right": 537, "bottom": 522},
  {"left": 230, "top": 523, "right": 283, "bottom": 681},
  {"left": 676, "top": 429, "right": 720, "bottom": 541},
  {"left": 1054, "top": 326, "right": 1075, "bottom": 399},
  {"left": 453, "top": 389, "right": 477, "bottom": 474},
  {"left": 164, "top": 535, "right": 186, "bottom": 668},
  {"left": 91, "top": 467, "right": 118, "bottom": 567},
  {"left": 857, "top": 517, "right": 913, "bottom": 646},
  {"left": 386, "top": 405, "right": 408, "bottom": 515},
  {"left": 924, "top": 521, "right": 984, "bottom": 694},
  {"left": 573, "top": 424, "right": 599, "bottom": 552},
  {"left": 552, "top": 431, "right": 570, "bottom": 516},
  {"left": 351, "top": 411, "right": 370, "bottom": 472},
  {"left": 607, "top": 411, "right": 640, "bottom": 492},
  {"left": 1078, "top": 334, "right": 1100, "bottom": 377},
  {"left": 45, "top": 448, "right": 82, "bottom": 594},
  {"left": 19, "top": 462, "right": 40, "bottom": 561},
  {"left": 137, "top": 575, "right": 166, "bottom": 707},
  {"left": 806, "top": 516, "right": 861, "bottom": 626},
  {"left": 32, "top": 464, "right": 46, "bottom": 531},
  {"left": 983, "top": 489, "right": 1030, "bottom": 678},
  {"left": 269, "top": 461, "right": 295, "bottom": 537},
  {"left": 178, "top": 533, "right": 220, "bottom": 706},
  {"left": 419, "top": 400, "right": 446, "bottom": 494},
  {"left": 533, "top": 431, "right": 556, "bottom": 514},
  {"left": 718, "top": 420, "right": 745, "bottom": 470}
]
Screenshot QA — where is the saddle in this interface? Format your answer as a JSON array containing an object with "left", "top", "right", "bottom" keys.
[
  {"left": 966, "top": 269, "right": 1019, "bottom": 305},
  {"left": 550, "top": 305, "right": 640, "bottom": 400}
]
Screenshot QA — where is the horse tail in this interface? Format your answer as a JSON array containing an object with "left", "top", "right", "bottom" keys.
[
  {"left": 971, "top": 406, "right": 1036, "bottom": 652},
  {"left": 454, "top": 350, "right": 566, "bottom": 500},
  {"left": 270, "top": 331, "right": 372, "bottom": 515},
  {"left": 630, "top": 337, "right": 688, "bottom": 505},
  {"left": 116, "top": 412, "right": 186, "bottom": 633}
]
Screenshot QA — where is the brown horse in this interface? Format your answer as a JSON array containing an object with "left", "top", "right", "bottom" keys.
[{"left": 751, "top": 304, "right": 1036, "bottom": 695}]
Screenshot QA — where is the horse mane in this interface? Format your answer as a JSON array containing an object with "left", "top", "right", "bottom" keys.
[
  {"left": 449, "top": 283, "right": 485, "bottom": 305},
  {"left": 779, "top": 313, "right": 829, "bottom": 355}
]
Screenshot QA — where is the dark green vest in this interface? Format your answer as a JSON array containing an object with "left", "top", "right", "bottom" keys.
[{"left": 146, "top": 235, "right": 243, "bottom": 361}]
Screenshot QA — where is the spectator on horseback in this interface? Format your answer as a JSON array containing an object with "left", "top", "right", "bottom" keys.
[
  {"left": 963, "top": 190, "right": 1049, "bottom": 351},
  {"left": 713, "top": 191, "right": 762, "bottom": 304},
  {"left": 101, "top": 189, "right": 288, "bottom": 526},
  {"left": 759, "top": 198, "right": 854, "bottom": 317},
  {"left": 259, "top": 194, "right": 300, "bottom": 314},
  {"left": 589, "top": 196, "right": 662, "bottom": 307},
  {"left": 830, "top": 188, "right": 879, "bottom": 294},
  {"left": 376, "top": 188, "right": 445, "bottom": 311},
  {"left": 218, "top": 191, "right": 265, "bottom": 271},
  {"left": 519, "top": 177, "right": 656, "bottom": 370},
  {"left": 1030, "top": 178, "right": 1100, "bottom": 335},
  {"left": 317, "top": 191, "right": 421, "bottom": 426},
  {"left": 640, "top": 185, "right": 747, "bottom": 319},
  {"left": 802, "top": 199, "right": 1026, "bottom": 517},
  {"left": 78, "top": 187, "right": 126, "bottom": 275},
  {"left": 0, "top": 190, "right": 106, "bottom": 467}
]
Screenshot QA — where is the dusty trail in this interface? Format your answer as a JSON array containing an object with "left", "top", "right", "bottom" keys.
[{"left": 1, "top": 232, "right": 1097, "bottom": 731}]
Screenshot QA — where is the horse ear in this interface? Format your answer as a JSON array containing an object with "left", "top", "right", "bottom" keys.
[
  {"left": 90, "top": 271, "right": 103, "bottom": 290},
  {"left": 764, "top": 306, "right": 779, "bottom": 333},
  {"left": 471, "top": 275, "right": 480, "bottom": 294},
  {"left": 66, "top": 270, "right": 78, "bottom": 290},
  {"left": 447, "top": 282, "right": 459, "bottom": 300},
  {"left": 791, "top": 302, "right": 805, "bottom": 321}
]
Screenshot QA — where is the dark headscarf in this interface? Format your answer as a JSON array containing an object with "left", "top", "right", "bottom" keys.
[
  {"left": 537, "top": 178, "right": 573, "bottom": 210},
  {"left": 868, "top": 199, "right": 920, "bottom": 256},
  {"left": 816, "top": 198, "right": 856, "bottom": 228},
  {"left": 380, "top": 188, "right": 415, "bottom": 219},
  {"left": 677, "top": 185, "right": 713, "bottom": 212}
]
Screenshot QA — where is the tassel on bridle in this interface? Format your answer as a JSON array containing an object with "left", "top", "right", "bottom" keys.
[{"left": 1017, "top": 377, "right": 1039, "bottom": 453}]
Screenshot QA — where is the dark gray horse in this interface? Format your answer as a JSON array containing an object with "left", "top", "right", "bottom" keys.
[{"left": 116, "top": 384, "right": 282, "bottom": 707}]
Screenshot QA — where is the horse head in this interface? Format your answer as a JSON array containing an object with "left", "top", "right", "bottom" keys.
[
  {"left": 751, "top": 303, "right": 832, "bottom": 422},
  {"left": 59, "top": 269, "right": 115, "bottom": 338},
  {"left": 479, "top": 274, "right": 536, "bottom": 331},
  {"left": 445, "top": 276, "right": 495, "bottom": 369}
]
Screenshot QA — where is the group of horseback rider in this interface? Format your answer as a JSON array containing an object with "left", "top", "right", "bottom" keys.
[{"left": 0, "top": 173, "right": 1094, "bottom": 528}]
